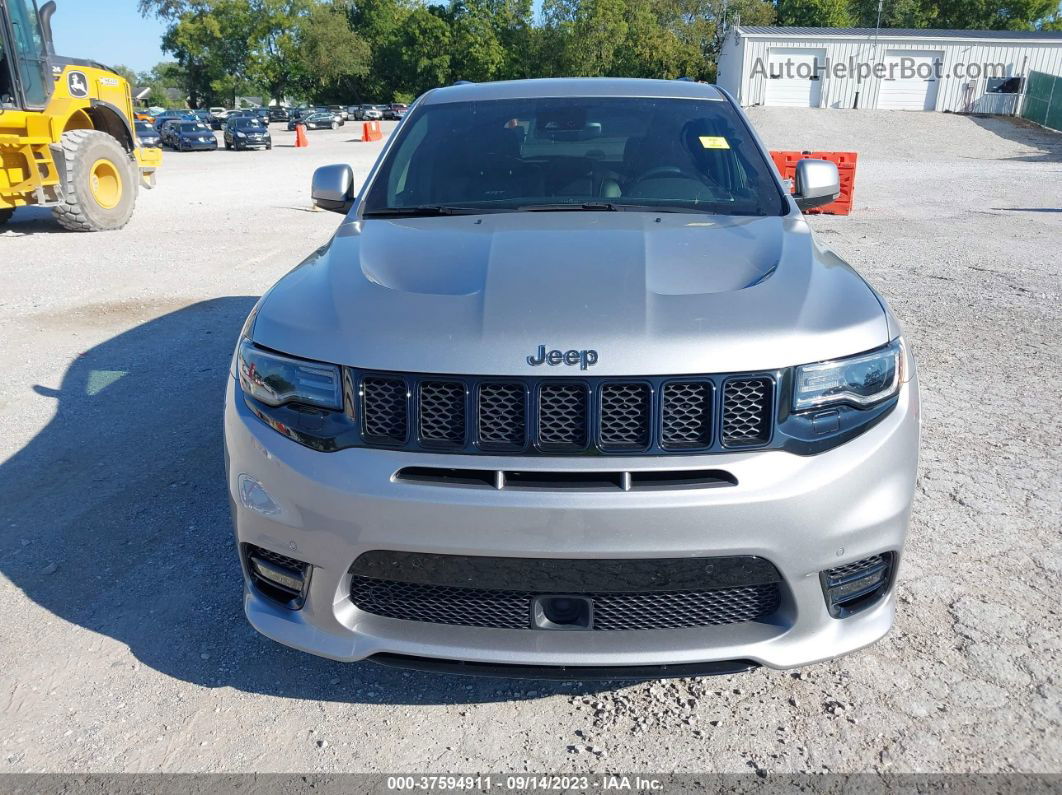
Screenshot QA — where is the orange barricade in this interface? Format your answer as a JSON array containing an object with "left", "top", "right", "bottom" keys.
[
  {"left": 294, "top": 123, "right": 309, "bottom": 148},
  {"left": 769, "top": 150, "right": 858, "bottom": 216},
  {"left": 362, "top": 121, "right": 383, "bottom": 142}
]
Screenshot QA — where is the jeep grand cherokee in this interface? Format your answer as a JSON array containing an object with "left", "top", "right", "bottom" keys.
[{"left": 225, "top": 78, "right": 919, "bottom": 678}]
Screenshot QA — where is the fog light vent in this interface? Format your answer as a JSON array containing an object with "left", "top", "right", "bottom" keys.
[
  {"left": 244, "top": 544, "right": 310, "bottom": 609},
  {"left": 821, "top": 553, "right": 893, "bottom": 618}
]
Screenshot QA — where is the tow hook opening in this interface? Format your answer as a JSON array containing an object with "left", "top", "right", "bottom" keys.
[{"left": 532, "top": 595, "right": 593, "bottom": 630}]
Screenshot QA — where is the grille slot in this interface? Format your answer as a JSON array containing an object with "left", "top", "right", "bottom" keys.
[
  {"left": 538, "top": 383, "right": 589, "bottom": 450},
  {"left": 477, "top": 382, "right": 526, "bottom": 449},
  {"left": 661, "top": 381, "right": 713, "bottom": 448},
  {"left": 599, "top": 383, "right": 652, "bottom": 450},
  {"left": 362, "top": 376, "right": 408, "bottom": 443},
  {"left": 351, "top": 577, "right": 780, "bottom": 631},
  {"left": 722, "top": 377, "right": 773, "bottom": 446},
  {"left": 419, "top": 381, "right": 466, "bottom": 445}
]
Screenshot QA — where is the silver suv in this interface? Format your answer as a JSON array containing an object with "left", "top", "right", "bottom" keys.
[{"left": 225, "top": 78, "right": 919, "bottom": 678}]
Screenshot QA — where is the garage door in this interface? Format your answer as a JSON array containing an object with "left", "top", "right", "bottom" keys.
[
  {"left": 878, "top": 50, "right": 943, "bottom": 110},
  {"left": 764, "top": 48, "right": 825, "bottom": 107}
]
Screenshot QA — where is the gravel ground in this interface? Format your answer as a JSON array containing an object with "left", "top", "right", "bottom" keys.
[{"left": 0, "top": 109, "right": 1059, "bottom": 775}]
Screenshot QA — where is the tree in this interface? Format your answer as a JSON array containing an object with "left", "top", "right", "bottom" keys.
[
  {"left": 293, "top": 1, "right": 372, "bottom": 98},
  {"left": 776, "top": 0, "right": 853, "bottom": 27}
]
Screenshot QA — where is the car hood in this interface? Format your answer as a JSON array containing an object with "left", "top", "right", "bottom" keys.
[{"left": 251, "top": 212, "right": 889, "bottom": 376}]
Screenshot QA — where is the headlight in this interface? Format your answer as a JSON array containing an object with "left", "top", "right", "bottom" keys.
[
  {"left": 237, "top": 339, "right": 342, "bottom": 410},
  {"left": 236, "top": 132, "right": 246, "bottom": 138},
  {"left": 794, "top": 340, "right": 902, "bottom": 411}
]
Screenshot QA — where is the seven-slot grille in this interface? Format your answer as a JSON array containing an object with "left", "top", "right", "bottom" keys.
[{"left": 355, "top": 371, "right": 775, "bottom": 454}]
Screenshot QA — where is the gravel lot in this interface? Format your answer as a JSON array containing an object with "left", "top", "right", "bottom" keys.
[{"left": 1, "top": 109, "right": 1059, "bottom": 775}]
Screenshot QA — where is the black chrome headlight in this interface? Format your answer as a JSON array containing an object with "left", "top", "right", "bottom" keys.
[
  {"left": 237, "top": 339, "right": 341, "bottom": 410},
  {"left": 793, "top": 339, "right": 903, "bottom": 412}
]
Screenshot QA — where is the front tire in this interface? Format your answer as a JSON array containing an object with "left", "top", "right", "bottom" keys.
[
  {"left": 0, "top": 208, "right": 13, "bottom": 226},
  {"left": 331, "top": 121, "right": 338, "bottom": 130},
  {"left": 51, "top": 130, "right": 137, "bottom": 232}
]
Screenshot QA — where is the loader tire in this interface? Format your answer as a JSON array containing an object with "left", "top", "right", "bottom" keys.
[
  {"left": 0, "top": 208, "right": 12, "bottom": 226},
  {"left": 52, "top": 130, "right": 137, "bottom": 232}
]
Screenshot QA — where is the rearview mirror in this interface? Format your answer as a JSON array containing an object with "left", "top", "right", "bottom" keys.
[
  {"left": 793, "top": 159, "right": 840, "bottom": 211},
  {"left": 311, "top": 164, "right": 355, "bottom": 214}
]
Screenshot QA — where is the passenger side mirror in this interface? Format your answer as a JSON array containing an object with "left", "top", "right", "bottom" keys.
[
  {"left": 793, "top": 159, "right": 840, "bottom": 211},
  {"left": 311, "top": 164, "right": 355, "bottom": 214}
]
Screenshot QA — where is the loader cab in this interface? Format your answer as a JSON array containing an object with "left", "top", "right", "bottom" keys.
[{"left": 0, "top": 0, "right": 51, "bottom": 109}]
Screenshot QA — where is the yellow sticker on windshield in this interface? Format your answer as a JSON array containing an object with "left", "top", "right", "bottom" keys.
[{"left": 699, "top": 136, "right": 730, "bottom": 149}]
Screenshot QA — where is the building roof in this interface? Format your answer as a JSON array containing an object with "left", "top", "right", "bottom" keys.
[
  {"left": 423, "top": 77, "right": 725, "bottom": 105},
  {"left": 737, "top": 26, "right": 1062, "bottom": 41}
]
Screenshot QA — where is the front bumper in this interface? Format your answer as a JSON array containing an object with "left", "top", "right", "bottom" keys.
[
  {"left": 177, "top": 140, "right": 218, "bottom": 150},
  {"left": 224, "top": 374, "right": 919, "bottom": 671}
]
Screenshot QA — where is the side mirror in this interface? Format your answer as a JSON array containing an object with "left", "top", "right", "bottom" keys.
[
  {"left": 311, "top": 164, "right": 355, "bottom": 214},
  {"left": 793, "top": 159, "right": 840, "bottom": 211}
]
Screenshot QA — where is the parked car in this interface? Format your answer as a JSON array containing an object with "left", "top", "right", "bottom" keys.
[
  {"left": 134, "top": 120, "right": 161, "bottom": 149},
  {"left": 384, "top": 103, "right": 408, "bottom": 120},
  {"left": 152, "top": 109, "right": 194, "bottom": 130},
  {"left": 288, "top": 111, "right": 339, "bottom": 130},
  {"left": 313, "top": 107, "right": 345, "bottom": 126},
  {"left": 327, "top": 105, "right": 349, "bottom": 121},
  {"left": 228, "top": 77, "right": 919, "bottom": 676},
  {"left": 267, "top": 106, "right": 290, "bottom": 122},
  {"left": 170, "top": 121, "right": 218, "bottom": 151},
  {"left": 224, "top": 116, "right": 272, "bottom": 150},
  {"left": 209, "top": 106, "right": 229, "bottom": 119},
  {"left": 353, "top": 104, "right": 382, "bottom": 121},
  {"left": 156, "top": 117, "right": 186, "bottom": 147},
  {"left": 192, "top": 108, "right": 223, "bottom": 130}
]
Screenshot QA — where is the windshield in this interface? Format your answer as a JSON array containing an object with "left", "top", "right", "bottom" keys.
[
  {"left": 135, "top": 122, "right": 154, "bottom": 133},
  {"left": 178, "top": 123, "right": 206, "bottom": 132},
  {"left": 362, "top": 96, "right": 786, "bottom": 217},
  {"left": 235, "top": 119, "right": 263, "bottom": 128}
]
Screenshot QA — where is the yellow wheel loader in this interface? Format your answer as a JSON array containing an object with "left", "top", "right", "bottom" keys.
[{"left": 0, "top": 0, "right": 161, "bottom": 231}]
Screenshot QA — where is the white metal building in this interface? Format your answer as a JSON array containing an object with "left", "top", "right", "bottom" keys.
[{"left": 717, "top": 26, "right": 1062, "bottom": 113}]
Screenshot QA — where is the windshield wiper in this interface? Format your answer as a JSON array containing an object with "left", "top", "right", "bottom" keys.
[{"left": 362, "top": 205, "right": 489, "bottom": 218}]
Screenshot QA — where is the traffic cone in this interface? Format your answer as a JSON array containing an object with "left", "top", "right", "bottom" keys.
[{"left": 295, "top": 122, "right": 309, "bottom": 148}]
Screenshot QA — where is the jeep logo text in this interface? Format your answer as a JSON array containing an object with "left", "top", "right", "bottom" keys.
[{"left": 526, "top": 345, "right": 598, "bottom": 370}]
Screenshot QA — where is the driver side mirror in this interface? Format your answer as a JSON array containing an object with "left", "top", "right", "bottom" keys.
[
  {"left": 793, "top": 159, "right": 840, "bottom": 211},
  {"left": 311, "top": 164, "right": 355, "bottom": 214}
]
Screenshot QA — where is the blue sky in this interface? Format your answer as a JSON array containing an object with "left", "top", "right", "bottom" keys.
[{"left": 51, "top": 1, "right": 167, "bottom": 73}]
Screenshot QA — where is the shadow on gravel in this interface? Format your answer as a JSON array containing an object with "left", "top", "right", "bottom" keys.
[
  {"left": 964, "top": 115, "right": 1062, "bottom": 163},
  {"left": 0, "top": 298, "right": 617, "bottom": 703},
  {"left": 0, "top": 206, "right": 68, "bottom": 235}
]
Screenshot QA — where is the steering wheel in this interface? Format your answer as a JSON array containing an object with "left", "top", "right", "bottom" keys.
[{"left": 633, "top": 165, "right": 688, "bottom": 182}]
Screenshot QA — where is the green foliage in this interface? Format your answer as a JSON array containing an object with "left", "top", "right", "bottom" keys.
[
  {"left": 140, "top": 0, "right": 1062, "bottom": 106},
  {"left": 777, "top": 0, "right": 853, "bottom": 27}
]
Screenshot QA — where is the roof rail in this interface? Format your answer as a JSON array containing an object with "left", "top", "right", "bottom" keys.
[{"left": 451, "top": 80, "right": 475, "bottom": 86}]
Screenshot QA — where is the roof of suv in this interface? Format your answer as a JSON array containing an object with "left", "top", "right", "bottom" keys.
[{"left": 421, "top": 77, "right": 726, "bottom": 105}]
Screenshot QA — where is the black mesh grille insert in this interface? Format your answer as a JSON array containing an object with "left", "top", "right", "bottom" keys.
[
  {"left": 722, "top": 377, "right": 773, "bottom": 446},
  {"left": 419, "top": 381, "right": 466, "bottom": 445},
  {"left": 248, "top": 546, "right": 305, "bottom": 571},
  {"left": 592, "top": 586, "right": 780, "bottom": 630},
  {"left": 362, "top": 377, "right": 408, "bottom": 442},
  {"left": 661, "top": 381, "right": 712, "bottom": 448},
  {"left": 599, "top": 383, "right": 651, "bottom": 450},
  {"left": 350, "top": 577, "right": 780, "bottom": 631},
  {"left": 538, "top": 383, "right": 588, "bottom": 449},
  {"left": 478, "top": 382, "right": 526, "bottom": 448},
  {"left": 825, "top": 554, "right": 888, "bottom": 584},
  {"left": 351, "top": 578, "right": 530, "bottom": 629}
]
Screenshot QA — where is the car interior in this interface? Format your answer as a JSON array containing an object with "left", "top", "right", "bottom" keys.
[{"left": 380, "top": 99, "right": 774, "bottom": 214}]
